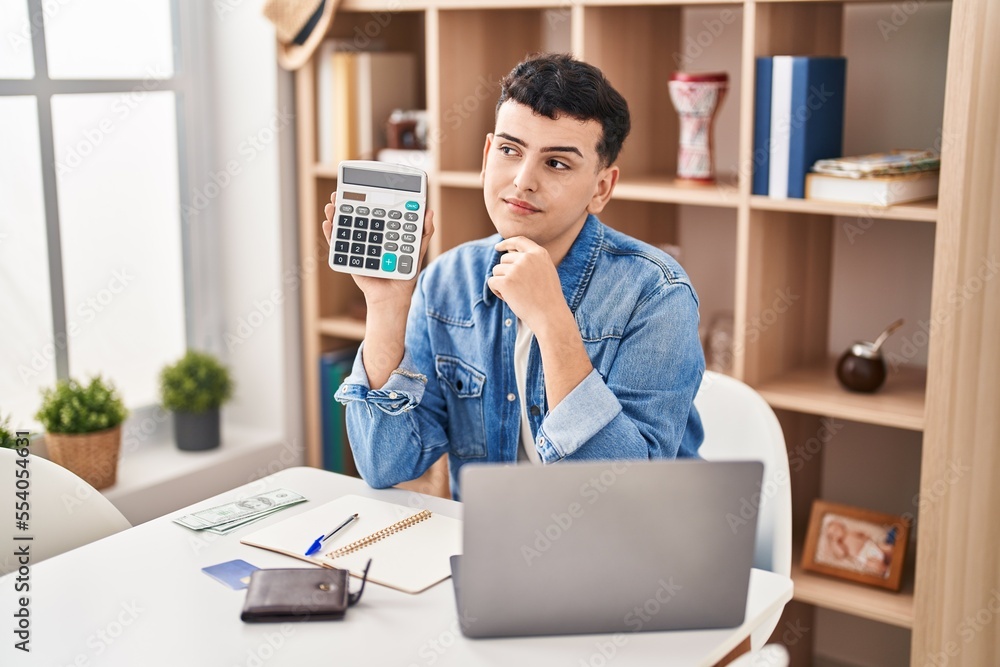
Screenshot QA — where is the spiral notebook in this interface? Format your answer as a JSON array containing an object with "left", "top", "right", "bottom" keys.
[{"left": 240, "top": 494, "right": 462, "bottom": 594}]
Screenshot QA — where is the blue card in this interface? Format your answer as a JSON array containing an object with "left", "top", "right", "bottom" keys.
[{"left": 202, "top": 559, "right": 259, "bottom": 590}]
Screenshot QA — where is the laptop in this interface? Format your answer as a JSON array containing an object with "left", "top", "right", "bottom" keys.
[{"left": 450, "top": 459, "right": 763, "bottom": 638}]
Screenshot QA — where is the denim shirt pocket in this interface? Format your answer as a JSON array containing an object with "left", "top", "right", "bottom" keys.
[{"left": 435, "top": 354, "right": 488, "bottom": 459}]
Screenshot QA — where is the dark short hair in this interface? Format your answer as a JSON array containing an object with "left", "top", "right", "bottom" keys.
[{"left": 496, "top": 53, "right": 631, "bottom": 168}]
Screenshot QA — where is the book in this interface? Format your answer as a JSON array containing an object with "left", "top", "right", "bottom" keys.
[
  {"left": 751, "top": 58, "right": 773, "bottom": 196},
  {"left": 315, "top": 40, "right": 357, "bottom": 165},
  {"left": 354, "top": 52, "right": 417, "bottom": 160},
  {"left": 322, "top": 51, "right": 417, "bottom": 164},
  {"left": 377, "top": 148, "right": 431, "bottom": 172},
  {"left": 767, "top": 56, "right": 794, "bottom": 199},
  {"left": 756, "top": 56, "right": 847, "bottom": 199},
  {"left": 316, "top": 40, "right": 337, "bottom": 165},
  {"left": 812, "top": 150, "right": 940, "bottom": 178},
  {"left": 333, "top": 52, "right": 359, "bottom": 164},
  {"left": 241, "top": 494, "right": 463, "bottom": 594},
  {"left": 319, "top": 347, "right": 358, "bottom": 474},
  {"left": 804, "top": 171, "right": 939, "bottom": 206}
]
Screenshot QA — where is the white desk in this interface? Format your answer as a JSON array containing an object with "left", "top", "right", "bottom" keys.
[{"left": 0, "top": 467, "right": 792, "bottom": 667}]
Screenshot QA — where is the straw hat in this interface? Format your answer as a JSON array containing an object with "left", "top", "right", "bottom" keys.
[{"left": 262, "top": 0, "right": 339, "bottom": 71}]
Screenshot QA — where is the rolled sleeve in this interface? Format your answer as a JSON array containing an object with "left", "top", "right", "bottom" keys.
[
  {"left": 334, "top": 343, "right": 428, "bottom": 416},
  {"left": 533, "top": 368, "right": 623, "bottom": 463}
]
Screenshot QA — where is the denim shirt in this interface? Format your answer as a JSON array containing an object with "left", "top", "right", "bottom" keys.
[{"left": 335, "top": 214, "right": 705, "bottom": 500}]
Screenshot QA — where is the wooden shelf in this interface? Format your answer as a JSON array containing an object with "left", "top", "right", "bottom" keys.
[
  {"left": 756, "top": 359, "right": 926, "bottom": 431},
  {"left": 791, "top": 553, "right": 915, "bottom": 629},
  {"left": 317, "top": 316, "right": 366, "bottom": 341},
  {"left": 437, "top": 170, "right": 482, "bottom": 189},
  {"left": 758, "top": 0, "right": 939, "bottom": 4},
  {"left": 613, "top": 174, "right": 740, "bottom": 208},
  {"left": 750, "top": 195, "right": 938, "bottom": 223},
  {"left": 438, "top": 170, "right": 741, "bottom": 208},
  {"left": 313, "top": 163, "right": 339, "bottom": 179}
]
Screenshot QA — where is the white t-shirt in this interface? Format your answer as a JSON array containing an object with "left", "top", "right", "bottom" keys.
[{"left": 514, "top": 319, "right": 542, "bottom": 464}]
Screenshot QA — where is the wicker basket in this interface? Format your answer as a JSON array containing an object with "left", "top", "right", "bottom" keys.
[{"left": 46, "top": 425, "right": 122, "bottom": 490}]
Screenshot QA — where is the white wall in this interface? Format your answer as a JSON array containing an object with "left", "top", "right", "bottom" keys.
[
  {"left": 201, "top": 1, "right": 296, "bottom": 438},
  {"left": 99, "top": 2, "right": 305, "bottom": 523}
]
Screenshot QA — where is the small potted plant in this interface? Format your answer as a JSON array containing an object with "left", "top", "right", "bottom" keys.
[
  {"left": 1, "top": 412, "right": 23, "bottom": 450},
  {"left": 159, "top": 350, "right": 234, "bottom": 451},
  {"left": 35, "top": 377, "right": 128, "bottom": 489}
]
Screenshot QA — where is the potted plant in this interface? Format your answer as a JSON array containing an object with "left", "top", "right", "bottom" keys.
[
  {"left": 159, "top": 350, "right": 234, "bottom": 451},
  {"left": 35, "top": 377, "right": 128, "bottom": 489},
  {"left": 1, "top": 412, "right": 22, "bottom": 450}
]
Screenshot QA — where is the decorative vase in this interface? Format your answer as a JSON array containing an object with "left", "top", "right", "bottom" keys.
[
  {"left": 836, "top": 344, "right": 887, "bottom": 393},
  {"left": 173, "top": 410, "right": 221, "bottom": 451},
  {"left": 46, "top": 425, "right": 122, "bottom": 490},
  {"left": 667, "top": 72, "right": 729, "bottom": 182}
]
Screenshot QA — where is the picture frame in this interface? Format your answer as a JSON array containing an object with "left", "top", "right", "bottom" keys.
[{"left": 801, "top": 499, "right": 910, "bottom": 592}]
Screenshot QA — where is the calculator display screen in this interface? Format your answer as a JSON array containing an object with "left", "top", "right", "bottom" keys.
[{"left": 342, "top": 167, "right": 422, "bottom": 193}]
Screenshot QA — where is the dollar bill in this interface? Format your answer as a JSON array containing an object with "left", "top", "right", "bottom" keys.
[
  {"left": 172, "top": 489, "right": 306, "bottom": 531},
  {"left": 202, "top": 506, "right": 293, "bottom": 534}
]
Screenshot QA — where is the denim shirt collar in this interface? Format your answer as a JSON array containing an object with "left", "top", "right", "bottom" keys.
[{"left": 481, "top": 214, "right": 604, "bottom": 313}]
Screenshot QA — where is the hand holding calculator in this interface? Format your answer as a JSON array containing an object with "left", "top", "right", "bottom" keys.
[{"left": 328, "top": 161, "right": 427, "bottom": 280}]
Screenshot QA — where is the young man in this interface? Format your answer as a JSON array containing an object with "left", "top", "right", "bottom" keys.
[{"left": 324, "top": 54, "right": 704, "bottom": 499}]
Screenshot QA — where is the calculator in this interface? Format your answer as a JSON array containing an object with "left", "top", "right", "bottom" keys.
[{"left": 328, "top": 160, "right": 427, "bottom": 280}]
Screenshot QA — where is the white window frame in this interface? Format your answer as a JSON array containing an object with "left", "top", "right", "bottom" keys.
[{"left": 0, "top": 0, "right": 222, "bottom": 429}]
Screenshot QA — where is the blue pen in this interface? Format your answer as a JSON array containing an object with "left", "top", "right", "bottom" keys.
[{"left": 305, "top": 513, "right": 359, "bottom": 556}]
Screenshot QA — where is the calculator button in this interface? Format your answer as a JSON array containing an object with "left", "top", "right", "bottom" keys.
[
  {"left": 381, "top": 253, "right": 397, "bottom": 272},
  {"left": 370, "top": 219, "right": 385, "bottom": 231},
  {"left": 349, "top": 256, "right": 364, "bottom": 268},
  {"left": 338, "top": 215, "right": 353, "bottom": 227},
  {"left": 398, "top": 255, "right": 414, "bottom": 274},
  {"left": 333, "top": 253, "right": 348, "bottom": 266},
  {"left": 402, "top": 233, "right": 416, "bottom": 243},
  {"left": 334, "top": 241, "right": 348, "bottom": 253},
  {"left": 356, "top": 206, "right": 370, "bottom": 216},
  {"left": 365, "top": 257, "right": 381, "bottom": 270},
  {"left": 353, "top": 217, "right": 369, "bottom": 229},
  {"left": 386, "top": 231, "right": 400, "bottom": 241},
  {"left": 336, "top": 228, "right": 351, "bottom": 240},
  {"left": 405, "top": 201, "right": 420, "bottom": 211},
  {"left": 384, "top": 242, "right": 399, "bottom": 252},
  {"left": 403, "top": 223, "right": 417, "bottom": 232},
  {"left": 352, "top": 230, "right": 367, "bottom": 242},
  {"left": 369, "top": 232, "right": 384, "bottom": 244},
  {"left": 388, "top": 210, "right": 402, "bottom": 220},
  {"left": 366, "top": 245, "right": 382, "bottom": 257},
  {"left": 404, "top": 212, "right": 419, "bottom": 222},
  {"left": 350, "top": 242, "right": 366, "bottom": 255},
  {"left": 339, "top": 204, "right": 354, "bottom": 213},
  {"left": 372, "top": 208, "right": 386, "bottom": 217},
  {"left": 401, "top": 244, "right": 414, "bottom": 253},
  {"left": 387, "top": 220, "right": 401, "bottom": 230}
]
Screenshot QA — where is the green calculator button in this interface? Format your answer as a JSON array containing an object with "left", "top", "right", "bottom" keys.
[
  {"left": 405, "top": 201, "right": 420, "bottom": 211},
  {"left": 381, "top": 253, "right": 397, "bottom": 272}
]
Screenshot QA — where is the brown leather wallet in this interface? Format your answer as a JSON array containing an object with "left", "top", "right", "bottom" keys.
[{"left": 240, "top": 560, "right": 371, "bottom": 623}]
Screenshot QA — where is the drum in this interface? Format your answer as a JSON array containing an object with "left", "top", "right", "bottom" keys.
[{"left": 667, "top": 72, "right": 729, "bottom": 182}]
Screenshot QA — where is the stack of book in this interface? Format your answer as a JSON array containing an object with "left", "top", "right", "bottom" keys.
[
  {"left": 319, "top": 346, "right": 360, "bottom": 475},
  {"left": 752, "top": 56, "right": 847, "bottom": 199},
  {"left": 805, "top": 150, "right": 940, "bottom": 206},
  {"left": 316, "top": 41, "right": 417, "bottom": 165}
]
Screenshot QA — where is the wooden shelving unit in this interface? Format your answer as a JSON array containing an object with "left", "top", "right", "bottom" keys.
[
  {"left": 790, "top": 556, "right": 916, "bottom": 629},
  {"left": 289, "top": 1, "right": 995, "bottom": 664},
  {"left": 757, "top": 360, "right": 927, "bottom": 431}
]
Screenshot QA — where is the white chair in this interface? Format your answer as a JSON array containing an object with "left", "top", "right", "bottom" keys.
[
  {"left": 1, "top": 449, "right": 131, "bottom": 575},
  {"left": 694, "top": 371, "right": 792, "bottom": 650}
]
